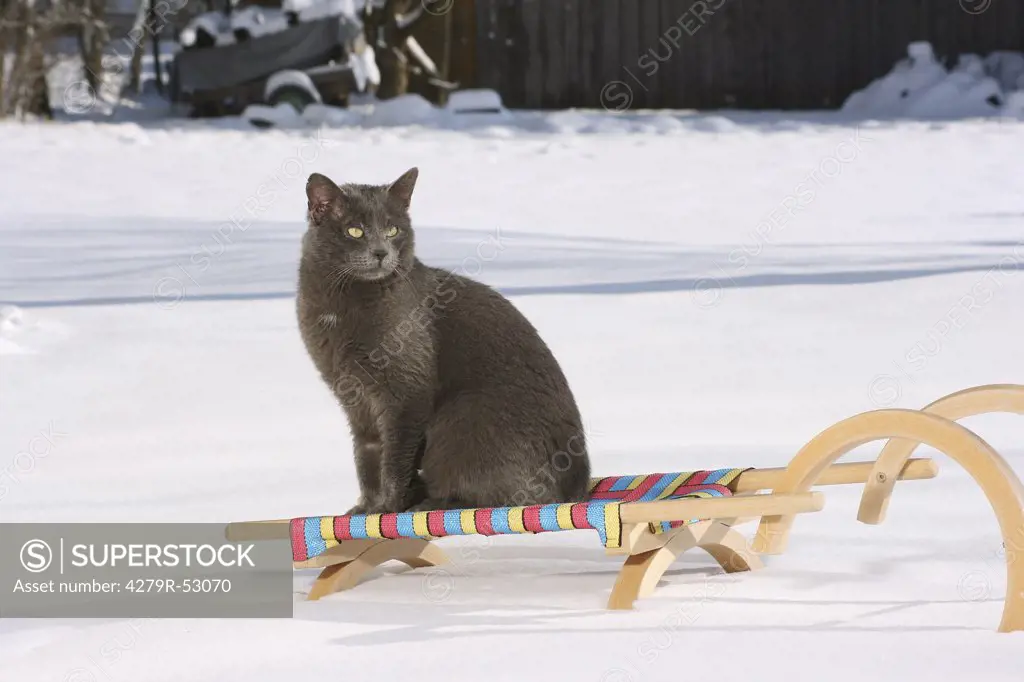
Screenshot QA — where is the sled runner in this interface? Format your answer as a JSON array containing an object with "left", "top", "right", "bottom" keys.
[{"left": 227, "top": 384, "right": 1024, "bottom": 633}]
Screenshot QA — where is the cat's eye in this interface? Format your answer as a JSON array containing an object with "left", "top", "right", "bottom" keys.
[
  {"left": 385, "top": 226, "right": 399, "bottom": 238},
  {"left": 347, "top": 226, "right": 364, "bottom": 239}
]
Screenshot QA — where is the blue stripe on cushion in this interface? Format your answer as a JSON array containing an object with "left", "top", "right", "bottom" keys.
[
  {"left": 443, "top": 509, "right": 462, "bottom": 535},
  {"left": 349, "top": 515, "right": 367, "bottom": 539},
  {"left": 586, "top": 500, "right": 608, "bottom": 532},
  {"left": 538, "top": 504, "right": 561, "bottom": 531},
  {"left": 396, "top": 512, "right": 415, "bottom": 537},
  {"left": 609, "top": 476, "right": 633, "bottom": 492},
  {"left": 490, "top": 508, "right": 512, "bottom": 534},
  {"left": 639, "top": 473, "right": 677, "bottom": 501},
  {"left": 304, "top": 517, "right": 326, "bottom": 557}
]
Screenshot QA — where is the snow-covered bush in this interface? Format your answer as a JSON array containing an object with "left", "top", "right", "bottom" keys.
[{"left": 842, "top": 41, "right": 1024, "bottom": 118}]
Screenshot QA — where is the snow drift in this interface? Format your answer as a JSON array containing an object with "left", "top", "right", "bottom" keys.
[
  {"left": 842, "top": 41, "right": 1024, "bottom": 118},
  {"left": 242, "top": 89, "right": 513, "bottom": 130}
]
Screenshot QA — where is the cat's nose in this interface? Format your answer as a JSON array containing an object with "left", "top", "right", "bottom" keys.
[{"left": 371, "top": 248, "right": 388, "bottom": 264}]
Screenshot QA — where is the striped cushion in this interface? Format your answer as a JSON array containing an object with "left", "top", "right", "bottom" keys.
[{"left": 291, "top": 468, "right": 744, "bottom": 562}]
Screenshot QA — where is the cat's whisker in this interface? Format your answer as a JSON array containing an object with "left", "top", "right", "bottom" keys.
[
  {"left": 395, "top": 264, "right": 420, "bottom": 295},
  {"left": 325, "top": 265, "right": 356, "bottom": 297},
  {"left": 323, "top": 267, "right": 343, "bottom": 291},
  {"left": 333, "top": 269, "right": 357, "bottom": 295}
]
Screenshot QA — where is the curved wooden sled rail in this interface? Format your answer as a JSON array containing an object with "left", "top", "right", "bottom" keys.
[
  {"left": 303, "top": 538, "right": 450, "bottom": 601},
  {"left": 608, "top": 520, "right": 763, "bottom": 610},
  {"left": 859, "top": 384, "right": 1024, "bottom": 524},
  {"left": 752, "top": 407, "right": 1024, "bottom": 633}
]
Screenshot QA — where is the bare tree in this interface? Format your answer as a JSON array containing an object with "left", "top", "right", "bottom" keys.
[
  {"left": 0, "top": 0, "right": 113, "bottom": 119},
  {"left": 0, "top": 2, "right": 10, "bottom": 109},
  {"left": 127, "top": 0, "right": 149, "bottom": 92},
  {"left": 0, "top": 0, "right": 54, "bottom": 118},
  {"left": 77, "top": 0, "right": 108, "bottom": 93}
]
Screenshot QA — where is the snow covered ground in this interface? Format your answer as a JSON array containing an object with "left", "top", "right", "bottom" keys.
[{"left": 1, "top": 111, "right": 1023, "bottom": 680}]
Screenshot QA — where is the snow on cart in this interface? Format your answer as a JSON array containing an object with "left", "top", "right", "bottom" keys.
[
  {"left": 169, "top": 0, "right": 456, "bottom": 121},
  {"left": 169, "top": 0, "right": 376, "bottom": 118}
]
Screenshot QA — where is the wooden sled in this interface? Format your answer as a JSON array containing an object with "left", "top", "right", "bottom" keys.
[{"left": 227, "top": 383, "right": 1024, "bottom": 633}]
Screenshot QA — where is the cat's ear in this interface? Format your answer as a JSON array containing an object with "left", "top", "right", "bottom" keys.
[
  {"left": 306, "top": 173, "right": 343, "bottom": 223},
  {"left": 387, "top": 167, "right": 418, "bottom": 210}
]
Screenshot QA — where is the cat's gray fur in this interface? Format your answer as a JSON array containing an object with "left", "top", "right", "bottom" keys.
[{"left": 296, "top": 168, "right": 590, "bottom": 514}]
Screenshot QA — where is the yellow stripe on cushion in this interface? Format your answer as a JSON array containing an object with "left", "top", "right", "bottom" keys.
[
  {"left": 365, "top": 514, "right": 383, "bottom": 538},
  {"left": 412, "top": 511, "right": 430, "bottom": 538},
  {"left": 508, "top": 507, "right": 526, "bottom": 533},
  {"left": 626, "top": 475, "right": 646, "bottom": 490},
  {"left": 319, "top": 517, "right": 334, "bottom": 541},
  {"left": 460, "top": 509, "right": 477, "bottom": 534},
  {"left": 655, "top": 472, "right": 689, "bottom": 500},
  {"left": 604, "top": 503, "right": 621, "bottom": 548},
  {"left": 716, "top": 468, "right": 746, "bottom": 489},
  {"left": 556, "top": 504, "right": 574, "bottom": 530}
]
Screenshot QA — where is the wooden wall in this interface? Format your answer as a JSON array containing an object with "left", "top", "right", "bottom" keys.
[{"left": 471, "top": 0, "right": 1024, "bottom": 110}]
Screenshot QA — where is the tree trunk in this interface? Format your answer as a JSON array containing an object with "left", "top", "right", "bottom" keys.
[
  {"left": 127, "top": 0, "right": 149, "bottom": 93},
  {"left": 364, "top": 0, "right": 416, "bottom": 100},
  {"left": 21, "top": 10, "right": 52, "bottom": 119},
  {"left": 376, "top": 47, "right": 409, "bottom": 100},
  {"left": 78, "top": 0, "right": 107, "bottom": 93},
  {"left": 147, "top": 0, "right": 163, "bottom": 94},
  {"left": 0, "top": 1, "right": 9, "bottom": 113},
  {"left": 26, "top": 38, "right": 52, "bottom": 119},
  {"left": 6, "top": 1, "right": 35, "bottom": 117},
  {"left": 0, "top": 0, "right": 61, "bottom": 119}
]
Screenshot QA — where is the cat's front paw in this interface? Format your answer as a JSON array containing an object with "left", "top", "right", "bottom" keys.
[
  {"left": 361, "top": 489, "right": 407, "bottom": 514},
  {"left": 404, "top": 497, "right": 445, "bottom": 512},
  {"left": 361, "top": 501, "right": 399, "bottom": 514},
  {"left": 344, "top": 494, "right": 376, "bottom": 515},
  {"left": 344, "top": 502, "right": 367, "bottom": 516}
]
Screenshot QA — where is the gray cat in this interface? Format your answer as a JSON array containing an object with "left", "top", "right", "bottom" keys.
[{"left": 296, "top": 168, "right": 590, "bottom": 514}]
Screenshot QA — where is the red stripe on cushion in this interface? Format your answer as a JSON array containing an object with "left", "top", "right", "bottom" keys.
[
  {"left": 333, "top": 515, "right": 352, "bottom": 541},
  {"left": 590, "top": 476, "right": 617, "bottom": 494},
  {"left": 290, "top": 519, "right": 307, "bottom": 562},
  {"left": 522, "top": 506, "right": 543, "bottom": 532},
  {"left": 668, "top": 483, "right": 732, "bottom": 499},
  {"left": 427, "top": 510, "right": 447, "bottom": 537},
  {"left": 589, "top": 491, "right": 626, "bottom": 500},
  {"left": 475, "top": 509, "right": 495, "bottom": 535},
  {"left": 621, "top": 474, "right": 663, "bottom": 502},
  {"left": 687, "top": 470, "right": 712, "bottom": 485},
  {"left": 380, "top": 513, "right": 399, "bottom": 539},
  {"left": 570, "top": 503, "right": 590, "bottom": 529}
]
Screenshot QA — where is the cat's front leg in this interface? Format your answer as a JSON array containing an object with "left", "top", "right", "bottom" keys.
[
  {"left": 369, "top": 404, "right": 430, "bottom": 513},
  {"left": 345, "top": 405, "right": 384, "bottom": 515},
  {"left": 345, "top": 440, "right": 382, "bottom": 515}
]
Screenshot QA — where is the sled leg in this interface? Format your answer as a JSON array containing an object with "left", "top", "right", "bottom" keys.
[
  {"left": 306, "top": 538, "right": 450, "bottom": 601},
  {"left": 608, "top": 521, "right": 761, "bottom": 610}
]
